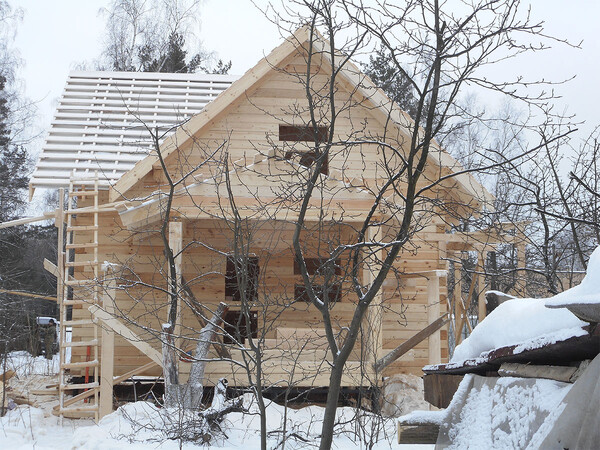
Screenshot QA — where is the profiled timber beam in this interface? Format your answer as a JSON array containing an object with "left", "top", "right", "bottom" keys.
[
  {"left": 99, "top": 277, "right": 116, "bottom": 419},
  {"left": 89, "top": 305, "right": 163, "bottom": 367},
  {"left": 0, "top": 289, "right": 56, "bottom": 302},
  {"left": 0, "top": 211, "right": 56, "bottom": 230},
  {"left": 44, "top": 258, "right": 76, "bottom": 283}
]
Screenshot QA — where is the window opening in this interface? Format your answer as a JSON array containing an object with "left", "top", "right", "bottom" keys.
[
  {"left": 225, "top": 255, "right": 259, "bottom": 302},
  {"left": 223, "top": 310, "right": 258, "bottom": 344}
]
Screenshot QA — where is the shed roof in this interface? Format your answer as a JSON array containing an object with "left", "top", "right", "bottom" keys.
[{"left": 30, "top": 71, "right": 237, "bottom": 190}]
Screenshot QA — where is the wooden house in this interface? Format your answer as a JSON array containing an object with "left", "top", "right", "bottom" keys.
[{"left": 29, "top": 27, "right": 502, "bottom": 420}]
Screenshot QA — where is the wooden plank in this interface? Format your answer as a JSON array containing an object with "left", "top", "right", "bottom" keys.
[
  {"left": 456, "top": 257, "right": 478, "bottom": 340},
  {"left": 0, "top": 289, "right": 56, "bottom": 302},
  {"left": 30, "top": 388, "right": 59, "bottom": 395},
  {"left": 374, "top": 313, "right": 449, "bottom": 372},
  {"left": 477, "top": 252, "right": 487, "bottom": 322},
  {"left": 423, "top": 373, "right": 463, "bottom": 408},
  {"left": 452, "top": 255, "right": 462, "bottom": 345},
  {"left": 44, "top": 258, "right": 76, "bottom": 283},
  {"left": 365, "top": 226, "right": 384, "bottom": 363},
  {"left": 398, "top": 423, "right": 440, "bottom": 444},
  {"left": 516, "top": 231, "right": 527, "bottom": 297},
  {"left": 0, "top": 211, "right": 56, "bottom": 229},
  {"left": 112, "top": 361, "right": 158, "bottom": 385},
  {"left": 88, "top": 305, "right": 163, "bottom": 367},
  {"left": 99, "top": 277, "right": 116, "bottom": 419},
  {"left": 498, "top": 363, "right": 577, "bottom": 383},
  {"left": 428, "top": 274, "right": 442, "bottom": 365}
]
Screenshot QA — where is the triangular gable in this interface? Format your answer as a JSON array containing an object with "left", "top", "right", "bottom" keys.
[{"left": 111, "top": 26, "right": 492, "bottom": 208}]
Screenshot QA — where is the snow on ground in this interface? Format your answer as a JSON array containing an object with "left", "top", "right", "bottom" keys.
[
  {"left": 0, "top": 396, "right": 422, "bottom": 449},
  {"left": 546, "top": 245, "right": 600, "bottom": 306},
  {"left": 1, "top": 351, "right": 429, "bottom": 449},
  {"left": 6, "top": 351, "right": 59, "bottom": 378}
]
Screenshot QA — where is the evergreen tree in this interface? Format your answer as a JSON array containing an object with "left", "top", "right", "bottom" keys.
[
  {"left": 0, "top": 75, "right": 29, "bottom": 222},
  {"left": 100, "top": 0, "right": 231, "bottom": 74},
  {"left": 364, "top": 46, "right": 419, "bottom": 119},
  {"left": 139, "top": 32, "right": 202, "bottom": 73}
]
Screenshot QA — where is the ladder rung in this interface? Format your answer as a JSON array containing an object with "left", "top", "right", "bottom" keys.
[
  {"left": 61, "top": 360, "right": 99, "bottom": 370},
  {"left": 66, "top": 242, "right": 98, "bottom": 249},
  {"left": 62, "top": 319, "right": 95, "bottom": 326},
  {"left": 66, "top": 260, "right": 98, "bottom": 268},
  {"left": 60, "top": 382, "right": 99, "bottom": 391},
  {"left": 66, "top": 209, "right": 102, "bottom": 215},
  {"left": 69, "top": 190, "right": 98, "bottom": 197},
  {"left": 67, "top": 225, "right": 98, "bottom": 231},
  {"left": 62, "top": 339, "right": 98, "bottom": 348}
]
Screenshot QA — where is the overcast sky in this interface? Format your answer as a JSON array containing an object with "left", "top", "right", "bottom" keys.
[{"left": 12, "top": 0, "right": 600, "bottom": 154}]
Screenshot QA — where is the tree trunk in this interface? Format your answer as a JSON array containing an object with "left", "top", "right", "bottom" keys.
[
  {"left": 162, "top": 323, "right": 180, "bottom": 408},
  {"left": 187, "top": 302, "right": 228, "bottom": 409},
  {"left": 319, "top": 361, "right": 344, "bottom": 450}
]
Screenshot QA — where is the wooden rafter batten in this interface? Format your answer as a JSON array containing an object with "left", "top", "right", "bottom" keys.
[{"left": 30, "top": 71, "right": 237, "bottom": 191}]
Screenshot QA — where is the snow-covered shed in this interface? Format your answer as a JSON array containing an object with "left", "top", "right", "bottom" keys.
[{"left": 406, "top": 247, "right": 600, "bottom": 448}]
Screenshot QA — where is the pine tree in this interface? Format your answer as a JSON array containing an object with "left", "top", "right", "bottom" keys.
[
  {"left": 139, "top": 32, "right": 198, "bottom": 73},
  {"left": 0, "top": 74, "right": 28, "bottom": 222},
  {"left": 364, "top": 46, "right": 418, "bottom": 120},
  {"left": 101, "top": 0, "right": 230, "bottom": 74}
]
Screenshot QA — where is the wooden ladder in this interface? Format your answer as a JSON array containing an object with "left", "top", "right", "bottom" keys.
[{"left": 57, "top": 174, "right": 101, "bottom": 421}]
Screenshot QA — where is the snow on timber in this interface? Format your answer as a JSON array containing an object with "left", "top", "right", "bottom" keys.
[
  {"left": 449, "top": 245, "right": 600, "bottom": 363},
  {"left": 450, "top": 298, "right": 587, "bottom": 363}
]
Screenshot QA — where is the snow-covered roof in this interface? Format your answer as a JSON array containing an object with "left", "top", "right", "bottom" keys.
[
  {"left": 30, "top": 71, "right": 238, "bottom": 189},
  {"left": 427, "top": 245, "right": 600, "bottom": 370}
]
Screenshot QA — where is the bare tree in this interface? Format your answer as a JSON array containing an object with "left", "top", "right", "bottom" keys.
[
  {"left": 97, "top": 0, "right": 230, "bottom": 73},
  {"left": 259, "top": 1, "right": 574, "bottom": 447},
  {"left": 62, "top": 2, "right": 580, "bottom": 448}
]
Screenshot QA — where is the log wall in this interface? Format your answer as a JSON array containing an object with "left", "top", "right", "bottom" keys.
[{"left": 67, "top": 52, "right": 460, "bottom": 386}]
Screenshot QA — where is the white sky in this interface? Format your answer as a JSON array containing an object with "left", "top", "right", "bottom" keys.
[{"left": 12, "top": 0, "right": 600, "bottom": 155}]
